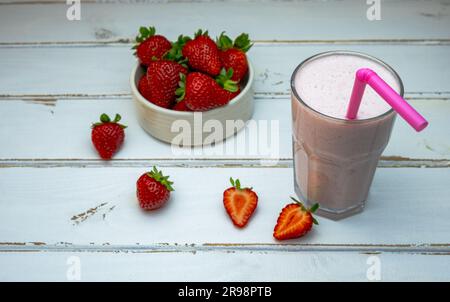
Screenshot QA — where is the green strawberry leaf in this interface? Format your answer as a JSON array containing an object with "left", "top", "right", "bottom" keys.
[
  {"left": 164, "top": 35, "right": 191, "bottom": 63},
  {"left": 148, "top": 166, "right": 174, "bottom": 191},
  {"left": 290, "top": 196, "right": 306, "bottom": 211},
  {"left": 92, "top": 113, "right": 127, "bottom": 129},
  {"left": 234, "top": 33, "right": 253, "bottom": 52},
  {"left": 229, "top": 177, "right": 252, "bottom": 191},
  {"left": 175, "top": 73, "right": 187, "bottom": 101},
  {"left": 113, "top": 114, "right": 121, "bottom": 123},
  {"left": 194, "top": 29, "right": 208, "bottom": 38},
  {"left": 132, "top": 26, "right": 157, "bottom": 52},
  {"left": 309, "top": 203, "right": 320, "bottom": 213},
  {"left": 216, "top": 32, "right": 233, "bottom": 50},
  {"left": 235, "top": 179, "right": 241, "bottom": 190},
  {"left": 216, "top": 68, "right": 238, "bottom": 92},
  {"left": 139, "top": 26, "right": 149, "bottom": 36},
  {"left": 100, "top": 113, "right": 111, "bottom": 123}
]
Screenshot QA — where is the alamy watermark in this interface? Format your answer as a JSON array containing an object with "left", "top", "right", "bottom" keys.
[
  {"left": 169, "top": 114, "right": 281, "bottom": 165},
  {"left": 66, "top": 256, "right": 81, "bottom": 281},
  {"left": 366, "top": 255, "right": 381, "bottom": 281},
  {"left": 66, "top": 0, "right": 81, "bottom": 21},
  {"left": 367, "top": 0, "right": 382, "bottom": 21}
]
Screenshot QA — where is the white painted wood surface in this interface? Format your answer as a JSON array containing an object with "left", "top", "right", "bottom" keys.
[
  {"left": 1, "top": 251, "right": 449, "bottom": 282},
  {"left": 0, "top": 98, "right": 448, "bottom": 161},
  {"left": 1, "top": 44, "right": 450, "bottom": 97},
  {"left": 0, "top": 167, "right": 449, "bottom": 246},
  {"left": 0, "top": 0, "right": 449, "bottom": 281},
  {"left": 0, "top": 0, "right": 449, "bottom": 43}
]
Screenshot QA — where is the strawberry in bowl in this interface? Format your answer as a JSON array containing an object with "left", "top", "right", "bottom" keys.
[{"left": 130, "top": 27, "right": 254, "bottom": 146}]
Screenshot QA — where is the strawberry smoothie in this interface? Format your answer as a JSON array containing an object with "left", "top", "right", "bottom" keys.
[{"left": 291, "top": 51, "right": 403, "bottom": 220}]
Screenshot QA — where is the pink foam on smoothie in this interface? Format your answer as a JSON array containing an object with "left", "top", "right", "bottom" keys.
[{"left": 294, "top": 54, "right": 401, "bottom": 119}]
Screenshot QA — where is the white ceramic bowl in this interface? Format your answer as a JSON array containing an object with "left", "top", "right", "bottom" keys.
[{"left": 130, "top": 61, "right": 254, "bottom": 146}]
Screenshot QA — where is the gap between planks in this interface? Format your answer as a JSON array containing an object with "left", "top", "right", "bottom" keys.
[
  {"left": 0, "top": 242, "right": 449, "bottom": 255},
  {"left": 1, "top": 39, "right": 450, "bottom": 48},
  {"left": 1, "top": 93, "right": 449, "bottom": 100},
  {"left": 0, "top": 158, "right": 449, "bottom": 168}
]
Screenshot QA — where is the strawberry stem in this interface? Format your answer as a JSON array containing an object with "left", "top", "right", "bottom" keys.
[
  {"left": 289, "top": 196, "right": 307, "bottom": 211},
  {"left": 100, "top": 113, "right": 111, "bottom": 123},
  {"left": 217, "top": 32, "right": 253, "bottom": 52},
  {"left": 113, "top": 114, "right": 121, "bottom": 123},
  {"left": 147, "top": 166, "right": 174, "bottom": 192},
  {"left": 135, "top": 26, "right": 156, "bottom": 44},
  {"left": 164, "top": 35, "right": 191, "bottom": 64},
  {"left": 309, "top": 203, "right": 320, "bottom": 213},
  {"left": 175, "top": 73, "right": 187, "bottom": 101},
  {"left": 233, "top": 33, "right": 253, "bottom": 52},
  {"left": 216, "top": 68, "right": 238, "bottom": 92},
  {"left": 132, "top": 26, "right": 157, "bottom": 53},
  {"left": 194, "top": 29, "right": 208, "bottom": 38},
  {"left": 290, "top": 196, "right": 320, "bottom": 214},
  {"left": 216, "top": 32, "right": 234, "bottom": 51},
  {"left": 229, "top": 177, "right": 252, "bottom": 191},
  {"left": 92, "top": 113, "right": 127, "bottom": 129},
  {"left": 235, "top": 179, "right": 241, "bottom": 190}
]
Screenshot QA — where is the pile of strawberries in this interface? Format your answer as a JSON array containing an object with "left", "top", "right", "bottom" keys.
[{"left": 134, "top": 27, "right": 252, "bottom": 111}]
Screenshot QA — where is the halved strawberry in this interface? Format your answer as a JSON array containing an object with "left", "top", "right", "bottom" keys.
[
  {"left": 273, "top": 197, "right": 319, "bottom": 241},
  {"left": 223, "top": 177, "right": 258, "bottom": 228}
]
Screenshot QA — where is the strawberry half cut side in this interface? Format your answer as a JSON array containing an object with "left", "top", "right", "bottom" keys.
[
  {"left": 273, "top": 197, "right": 319, "bottom": 241},
  {"left": 223, "top": 177, "right": 258, "bottom": 228}
]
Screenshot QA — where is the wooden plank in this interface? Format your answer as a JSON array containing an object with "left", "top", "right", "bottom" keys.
[
  {"left": 0, "top": 98, "right": 292, "bottom": 161},
  {"left": 0, "top": 166, "right": 449, "bottom": 246},
  {"left": 0, "top": 251, "right": 449, "bottom": 281},
  {"left": 0, "top": 1, "right": 449, "bottom": 43},
  {"left": 1, "top": 44, "right": 449, "bottom": 97},
  {"left": 0, "top": 98, "right": 448, "bottom": 161}
]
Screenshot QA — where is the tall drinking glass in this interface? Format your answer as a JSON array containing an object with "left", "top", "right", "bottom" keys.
[{"left": 291, "top": 51, "right": 403, "bottom": 220}]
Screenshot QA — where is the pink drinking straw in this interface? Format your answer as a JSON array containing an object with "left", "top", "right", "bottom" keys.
[{"left": 346, "top": 68, "right": 428, "bottom": 132}]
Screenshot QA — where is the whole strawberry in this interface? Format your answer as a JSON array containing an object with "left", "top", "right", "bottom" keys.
[
  {"left": 176, "top": 69, "right": 238, "bottom": 111},
  {"left": 172, "top": 100, "right": 190, "bottom": 111},
  {"left": 91, "top": 113, "right": 126, "bottom": 160},
  {"left": 182, "top": 30, "right": 222, "bottom": 76},
  {"left": 216, "top": 68, "right": 241, "bottom": 102},
  {"left": 137, "top": 167, "right": 174, "bottom": 210},
  {"left": 133, "top": 26, "right": 172, "bottom": 66},
  {"left": 138, "top": 75, "right": 152, "bottom": 101},
  {"left": 217, "top": 32, "right": 252, "bottom": 82},
  {"left": 146, "top": 60, "right": 187, "bottom": 108},
  {"left": 273, "top": 197, "right": 319, "bottom": 241},
  {"left": 219, "top": 87, "right": 241, "bottom": 102}
]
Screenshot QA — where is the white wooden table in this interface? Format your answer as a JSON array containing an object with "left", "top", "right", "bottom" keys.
[{"left": 0, "top": 0, "right": 449, "bottom": 281}]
